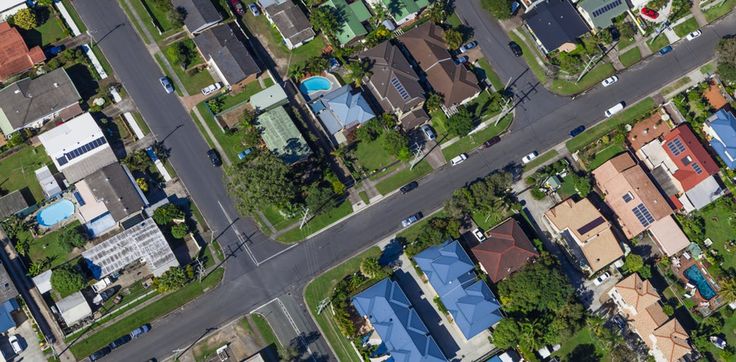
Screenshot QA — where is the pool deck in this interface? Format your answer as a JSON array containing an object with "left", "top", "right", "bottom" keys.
[
  {"left": 671, "top": 255, "right": 723, "bottom": 314},
  {"left": 34, "top": 195, "right": 82, "bottom": 233},
  {"left": 300, "top": 72, "right": 341, "bottom": 101}
]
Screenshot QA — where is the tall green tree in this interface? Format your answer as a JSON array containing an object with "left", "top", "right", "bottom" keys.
[
  {"left": 51, "top": 266, "right": 87, "bottom": 298},
  {"left": 154, "top": 267, "right": 189, "bottom": 293},
  {"left": 345, "top": 58, "right": 372, "bottom": 87},
  {"left": 447, "top": 106, "right": 474, "bottom": 136},
  {"left": 310, "top": 7, "right": 340, "bottom": 39},
  {"left": 497, "top": 262, "right": 574, "bottom": 313},
  {"left": 382, "top": 129, "right": 410, "bottom": 160},
  {"left": 153, "top": 204, "right": 185, "bottom": 225},
  {"left": 427, "top": 0, "right": 449, "bottom": 24},
  {"left": 444, "top": 28, "right": 464, "bottom": 50},
  {"left": 226, "top": 153, "right": 296, "bottom": 213},
  {"left": 491, "top": 319, "right": 522, "bottom": 349},
  {"left": 305, "top": 184, "right": 338, "bottom": 215},
  {"left": 12, "top": 8, "right": 38, "bottom": 30},
  {"left": 425, "top": 92, "right": 444, "bottom": 113}
]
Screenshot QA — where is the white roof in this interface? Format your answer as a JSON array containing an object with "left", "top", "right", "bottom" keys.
[
  {"left": 649, "top": 216, "right": 691, "bottom": 257},
  {"left": 0, "top": 0, "right": 24, "bottom": 13},
  {"left": 37, "top": 112, "right": 111, "bottom": 170},
  {"left": 683, "top": 175, "right": 724, "bottom": 211},
  {"left": 56, "top": 291, "right": 92, "bottom": 326},
  {"left": 32, "top": 269, "right": 52, "bottom": 294},
  {"left": 249, "top": 83, "right": 287, "bottom": 111},
  {"left": 35, "top": 166, "right": 61, "bottom": 199}
]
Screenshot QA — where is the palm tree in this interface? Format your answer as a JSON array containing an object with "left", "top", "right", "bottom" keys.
[
  {"left": 719, "top": 277, "right": 736, "bottom": 303},
  {"left": 371, "top": 3, "right": 388, "bottom": 25},
  {"left": 346, "top": 58, "right": 372, "bottom": 87}
]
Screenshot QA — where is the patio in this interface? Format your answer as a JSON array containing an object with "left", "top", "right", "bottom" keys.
[{"left": 669, "top": 251, "right": 724, "bottom": 316}]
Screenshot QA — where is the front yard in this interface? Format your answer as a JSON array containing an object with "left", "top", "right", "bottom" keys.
[
  {"left": 162, "top": 39, "right": 214, "bottom": 95},
  {"left": 276, "top": 200, "right": 353, "bottom": 243},
  {"left": 551, "top": 63, "right": 616, "bottom": 96},
  {"left": 566, "top": 97, "right": 656, "bottom": 152},
  {"left": 0, "top": 145, "right": 52, "bottom": 204},
  {"left": 375, "top": 160, "right": 432, "bottom": 195},
  {"left": 619, "top": 47, "right": 642, "bottom": 68},
  {"left": 441, "top": 114, "right": 513, "bottom": 159}
]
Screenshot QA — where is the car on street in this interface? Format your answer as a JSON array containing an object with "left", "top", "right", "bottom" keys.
[
  {"left": 400, "top": 181, "right": 418, "bottom": 194},
  {"left": 641, "top": 7, "right": 658, "bottom": 19},
  {"left": 401, "top": 212, "right": 423, "bottom": 228},
  {"left": 605, "top": 102, "right": 625, "bottom": 117},
  {"left": 109, "top": 334, "right": 132, "bottom": 349},
  {"left": 658, "top": 45, "right": 673, "bottom": 55},
  {"left": 521, "top": 151, "right": 538, "bottom": 164},
  {"left": 569, "top": 125, "right": 586, "bottom": 137},
  {"left": 601, "top": 75, "right": 619, "bottom": 87},
  {"left": 686, "top": 30, "right": 702, "bottom": 41},
  {"left": 508, "top": 41, "right": 522, "bottom": 56},
  {"left": 483, "top": 136, "right": 501, "bottom": 148},
  {"left": 207, "top": 149, "right": 222, "bottom": 167},
  {"left": 248, "top": 3, "right": 260, "bottom": 15},
  {"left": 159, "top": 76, "right": 174, "bottom": 94},
  {"left": 593, "top": 272, "right": 611, "bottom": 286},
  {"left": 89, "top": 346, "right": 112, "bottom": 361},
  {"left": 229, "top": 0, "right": 245, "bottom": 15},
  {"left": 201, "top": 82, "right": 221, "bottom": 96},
  {"left": 8, "top": 335, "right": 22, "bottom": 354},
  {"left": 472, "top": 228, "right": 486, "bottom": 242},
  {"left": 450, "top": 153, "right": 468, "bottom": 166},
  {"left": 130, "top": 324, "right": 152, "bottom": 339},
  {"left": 420, "top": 124, "right": 436, "bottom": 141},
  {"left": 459, "top": 41, "right": 478, "bottom": 53}
]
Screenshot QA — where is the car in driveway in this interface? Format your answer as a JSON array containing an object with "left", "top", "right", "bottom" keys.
[
  {"left": 658, "top": 45, "right": 673, "bottom": 55},
  {"left": 601, "top": 75, "right": 618, "bottom": 87},
  {"left": 483, "top": 136, "right": 501, "bottom": 148},
  {"left": 130, "top": 324, "right": 152, "bottom": 339},
  {"left": 248, "top": 3, "right": 260, "bottom": 15},
  {"left": 400, "top": 181, "right": 418, "bottom": 194},
  {"left": 229, "top": 0, "right": 245, "bottom": 15},
  {"left": 89, "top": 346, "right": 112, "bottom": 361},
  {"left": 8, "top": 335, "right": 22, "bottom": 354},
  {"left": 521, "top": 151, "right": 538, "bottom": 164},
  {"left": 569, "top": 125, "right": 585, "bottom": 137},
  {"left": 420, "top": 124, "right": 436, "bottom": 141},
  {"left": 201, "top": 82, "right": 221, "bottom": 96},
  {"left": 207, "top": 149, "right": 222, "bottom": 167},
  {"left": 109, "top": 334, "right": 132, "bottom": 349},
  {"left": 508, "top": 41, "right": 522, "bottom": 56},
  {"left": 450, "top": 153, "right": 467, "bottom": 166},
  {"left": 686, "top": 30, "right": 702, "bottom": 41},
  {"left": 472, "top": 228, "right": 486, "bottom": 242},
  {"left": 641, "top": 7, "right": 658, "bottom": 19},
  {"left": 593, "top": 272, "right": 611, "bottom": 286},
  {"left": 454, "top": 55, "right": 469, "bottom": 64},
  {"left": 401, "top": 212, "right": 423, "bottom": 228},
  {"left": 459, "top": 41, "right": 478, "bottom": 53},
  {"left": 159, "top": 76, "right": 174, "bottom": 94}
]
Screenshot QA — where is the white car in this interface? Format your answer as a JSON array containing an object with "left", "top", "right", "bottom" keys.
[
  {"left": 8, "top": 335, "right": 22, "bottom": 354},
  {"left": 521, "top": 151, "right": 538, "bottom": 164},
  {"left": 593, "top": 272, "right": 611, "bottom": 286},
  {"left": 450, "top": 153, "right": 467, "bottom": 166},
  {"left": 686, "top": 30, "right": 702, "bottom": 41},
  {"left": 604, "top": 102, "right": 625, "bottom": 117},
  {"left": 601, "top": 75, "right": 619, "bottom": 87},
  {"left": 201, "top": 82, "right": 221, "bottom": 96},
  {"left": 472, "top": 228, "right": 486, "bottom": 242}
]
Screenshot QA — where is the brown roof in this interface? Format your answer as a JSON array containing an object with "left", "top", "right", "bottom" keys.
[
  {"left": 361, "top": 41, "right": 425, "bottom": 118},
  {"left": 400, "top": 108, "right": 430, "bottom": 130},
  {"left": 0, "top": 22, "right": 45, "bottom": 81},
  {"left": 592, "top": 153, "right": 672, "bottom": 239},
  {"left": 627, "top": 113, "right": 671, "bottom": 151},
  {"left": 704, "top": 80, "right": 728, "bottom": 110},
  {"left": 471, "top": 219, "right": 538, "bottom": 283},
  {"left": 400, "top": 23, "right": 480, "bottom": 108}
]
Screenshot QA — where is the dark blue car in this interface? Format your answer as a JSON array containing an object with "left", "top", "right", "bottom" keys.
[
  {"left": 658, "top": 45, "right": 673, "bottom": 55},
  {"left": 569, "top": 125, "right": 586, "bottom": 137}
]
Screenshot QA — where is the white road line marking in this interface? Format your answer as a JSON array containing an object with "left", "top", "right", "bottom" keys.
[
  {"left": 217, "top": 201, "right": 258, "bottom": 265},
  {"left": 255, "top": 243, "right": 298, "bottom": 265}
]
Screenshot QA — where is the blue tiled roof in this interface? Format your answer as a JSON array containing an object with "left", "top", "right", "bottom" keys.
[
  {"left": 708, "top": 109, "right": 736, "bottom": 169},
  {"left": 414, "top": 240, "right": 503, "bottom": 339},
  {"left": 0, "top": 299, "right": 18, "bottom": 333},
  {"left": 352, "top": 279, "right": 447, "bottom": 362},
  {"left": 311, "top": 85, "right": 375, "bottom": 135}
]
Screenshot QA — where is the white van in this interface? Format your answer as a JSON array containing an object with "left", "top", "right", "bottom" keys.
[
  {"left": 605, "top": 102, "right": 625, "bottom": 117},
  {"left": 450, "top": 153, "right": 467, "bottom": 166}
]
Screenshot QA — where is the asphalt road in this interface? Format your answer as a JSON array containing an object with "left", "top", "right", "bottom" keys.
[{"left": 72, "top": 0, "right": 735, "bottom": 360}]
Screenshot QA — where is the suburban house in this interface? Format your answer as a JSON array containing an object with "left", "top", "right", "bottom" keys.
[
  {"left": 592, "top": 153, "right": 671, "bottom": 239},
  {"left": 194, "top": 23, "right": 261, "bottom": 91},
  {"left": 637, "top": 124, "right": 723, "bottom": 212},
  {"left": 352, "top": 278, "right": 447, "bottom": 362},
  {"left": 577, "top": 0, "right": 631, "bottom": 30},
  {"left": 608, "top": 274, "right": 692, "bottom": 362},
  {"left": 0, "top": 68, "right": 82, "bottom": 136},
  {"left": 522, "top": 0, "right": 590, "bottom": 53},
  {"left": 0, "top": 262, "right": 19, "bottom": 334},
  {"left": 0, "top": 0, "right": 26, "bottom": 20},
  {"left": 545, "top": 198, "right": 624, "bottom": 275},
  {"left": 414, "top": 240, "right": 504, "bottom": 340},
  {"left": 360, "top": 40, "right": 429, "bottom": 130},
  {"left": 471, "top": 219, "right": 538, "bottom": 283},
  {"left": 257, "top": 106, "right": 312, "bottom": 164},
  {"left": 321, "top": 0, "right": 372, "bottom": 45},
  {"left": 0, "top": 190, "right": 29, "bottom": 220},
  {"left": 249, "top": 83, "right": 288, "bottom": 113},
  {"left": 366, "top": 0, "right": 429, "bottom": 25},
  {"left": 0, "top": 22, "right": 45, "bottom": 81},
  {"left": 56, "top": 291, "right": 92, "bottom": 327},
  {"left": 627, "top": 112, "right": 672, "bottom": 152},
  {"left": 38, "top": 112, "right": 117, "bottom": 184},
  {"left": 310, "top": 84, "right": 376, "bottom": 144},
  {"left": 261, "top": 0, "right": 315, "bottom": 49},
  {"left": 400, "top": 23, "right": 480, "bottom": 113},
  {"left": 703, "top": 108, "right": 736, "bottom": 169},
  {"left": 172, "top": 0, "right": 222, "bottom": 34}
]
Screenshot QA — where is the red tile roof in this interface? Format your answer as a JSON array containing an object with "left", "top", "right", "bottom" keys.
[
  {"left": 0, "top": 22, "right": 45, "bottom": 81},
  {"left": 661, "top": 124, "right": 720, "bottom": 191},
  {"left": 471, "top": 219, "right": 538, "bottom": 283}
]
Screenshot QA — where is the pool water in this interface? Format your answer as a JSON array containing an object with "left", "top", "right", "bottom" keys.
[
  {"left": 299, "top": 76, "right": 332, "bottom": 94},
  {"left": 36, "top": 199, "right": 75, "bottom": 227},
  {"left": 684, "top": 265, "right": 717, "bottom": 300}
]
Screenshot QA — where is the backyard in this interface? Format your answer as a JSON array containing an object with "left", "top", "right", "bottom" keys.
[
  {"left": 19, "top": 7, "right": 69, "bottom": 48},
  {"left": 679, "top": 197, "right": 736, "bottom": 275},
  {"left": 0, "top": 145, "right": 52, "bottom": 204},
  {"left": 552, "top": 327, "right": 609, "bottom": 362},
  {"left": 28, "top": 221, "right": 83, "bottom": 270}
]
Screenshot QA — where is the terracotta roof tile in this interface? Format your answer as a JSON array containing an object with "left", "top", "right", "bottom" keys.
[
  {"left": 0, "top": 22, "right": 45, "bottom": 81},
  {"left": 471, "top": 219, "right": 538, "bottom": 283}
]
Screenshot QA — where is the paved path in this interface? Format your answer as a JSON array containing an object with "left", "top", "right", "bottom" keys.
[{"left": 692, "top": 1, "right": 709, "bottom": 26}]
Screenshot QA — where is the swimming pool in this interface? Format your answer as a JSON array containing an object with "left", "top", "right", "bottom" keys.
[
  {"left": 299, "top": 76, "right": 332, "bottom": 95},
  {"left": 684, "top": 265, "right": 717, "bottom": 300},
  {"left": 36, "top": 199, "right": 75, "bottom": 227}
]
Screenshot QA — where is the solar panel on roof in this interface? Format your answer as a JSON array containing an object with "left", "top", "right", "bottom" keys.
[
  {"left": 63, "top": 136, "right": 107, "bottom": 163},
  {"left": 667, "top": 138, "right": 686, "bottom": 156},
  {"left": 56, "top": 156, "right": 68, "bottom": 166},
  {"left": 632, "top": 203, "right": 655, "bottom": 227},
  {"left": 623, "top": 192, "right": 634, "bottom": 203},
  {"left": 577, "top": 216, "right": 605, "bottom": 235},
  {"left": 390, "top": 77, "right": 410, "bottom": 100},
  {"left": 692, "top": 162, "right": 703, "bottom": 174},
  {"left": 591, "top": 0, "right": 622, "bottom": 17}
]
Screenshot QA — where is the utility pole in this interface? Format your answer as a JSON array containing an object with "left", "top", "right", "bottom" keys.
[
  {"left": 299, "top": 207, "right": 310, "bottom": 229},
  {"left": 409, "top": 142, "right": 423, "bottom": 170},
  {"left": 195, "top": 257, "right": 205, "bottom": 282},
  {"left": 495, "top": 96, "right": 514, "bottom": 125},
  {"left": 317, "top": 298, "right": 331, "bottom": 315}
]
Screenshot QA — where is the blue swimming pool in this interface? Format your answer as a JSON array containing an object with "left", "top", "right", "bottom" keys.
[
  {"left": 36, "top": 199, "right": 75, "bottom": 227},
  {"left": 684, "top": 265, "right": 717, "bottom": 300},
  {"left": 299, "top": 76, "right": 332, "bottom": 95}
]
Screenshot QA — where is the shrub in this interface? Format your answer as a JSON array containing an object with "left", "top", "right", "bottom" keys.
[
  {"left": 51, "top": 266, "right": 87, "bottom": 297},
  {"left": 171, "top": 223, "right": 189, "bottom": 239},
  {"left": 153, "top": 204, "right": 185, "bottom": 225}
]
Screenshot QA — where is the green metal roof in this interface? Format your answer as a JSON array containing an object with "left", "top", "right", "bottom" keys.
[
  {"left": 258, "top": 106, "right": 312, "bottom": 164},
  {"left": 322, "top": 0, "right": 372, "bottom": 45},
  {"left": 381, "top": 0, "right": 429, "bottom": 23},
  {"left": 579, "top": 0, "right": 629, "bottom": 29}
]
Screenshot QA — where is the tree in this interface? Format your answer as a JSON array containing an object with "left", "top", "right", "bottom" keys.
[
  {"left": 426, "top": 92, "right": 444, "bottom": 113},
  {"left": 491, "top": 319, "right": 521, "bottom": 349},
  {"left": 153, "top": 267, "right": 189, "bottom": 293},
  {"left": 136, "top": 178, "right": 149, "bottom": 193},
  {"left": 573, "top": 173, "right": 592, "bottom": 197},
  {"left": 305, "top": 184, "right": 337, "bottom": 215},
  {"left": 51, "top": 266, "right": 87, "bottom": 297},
  {"left": 622, "top": 254, "right": 644, "bottom": 275},
  {"left": 226, "top": 153, "right": 296, "bottom": 213},
  {"left": 153, "top": 204, "right": 185, "bottom": 225},
  {"left": 717, "top": 37, "right": 736, "bottom": 82},
  {"left": 360, "top": 257, "right": 385, "bottom": 279},
  {"left": 370, "top": 2, "right": 388, "bottom": 25},
  {"left": 310, "top": 7, "right": 339, "bottom": 38},
  {"left": 444, "top": 28, "right": 464, "bottom": 50},
  {"left": 171, "top": 223, "right": 189, "bottom": 239},
  {"left": 447, "top": 106, "right": 474, "bottom": 137},
  {"left": 617, "top": 21, "right": 636, "bottom": 40},
  {"left": 427, "top": 0, "right": 449, "bottom": 24},
  {"left": 28, "top": 258, "right": 52, "bottom": 277},
  {"left": 61, "top": 226, "right": 86, "bottom": 249},
  {"left": 719, "top": 278, "right": 736, "bottom": 302},
  {"left": 123, "top": 150, "right": 152, "bottom": 173},
  {"left": 12, "top": 8, "right": 38, "bottom": 30},
  {"left": 480, "top": 0, "right": 513, "bottom": 20},
  {"left": 497, "top": 262, "right": 574, "bottom": 313},
  {"left": 345, "top": 58, "right": 372, "bottom": 87},
  {"left": 382, "top": 130, "right": 410, "bottom": 160}
]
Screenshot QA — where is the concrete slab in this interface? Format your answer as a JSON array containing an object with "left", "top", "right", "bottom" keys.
[
  {"left": 424, "top": 142, "right": 447, "bottom": 169},
  {"left": 8, "top": 313, "right": 46, "bottom": 362}
]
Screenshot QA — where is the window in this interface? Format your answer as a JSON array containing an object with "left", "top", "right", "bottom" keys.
[
  {"left": 692, "top": 162, "right": 703, "bottom": 174},
  {"left": 632, "top": 203, "right": 655, "bottom": 227},
  {"left": 666, "top": 138, "right": 686, "bottom": 156},
  {"left": 622, "top": 192, "right": 634, "bottom": 203}
]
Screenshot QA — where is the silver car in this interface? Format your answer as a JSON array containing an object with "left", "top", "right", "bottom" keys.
[{"left": 159, "top": 76, "right": 174, "bottom": 94}]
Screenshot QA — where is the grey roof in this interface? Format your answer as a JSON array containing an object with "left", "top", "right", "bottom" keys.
[
  {"left": 173, "top": 0, "right": 223, "bottom": 34},
  {"left": 0, "top": 261, "right": 17, "bottom": 303},
  {"left": 32, "top": 269, "right": 52, "bottom": 294},
  {"left": 522, "top": 0, "right": 590, "bottom": 52},
  {"left": 578, "top": 0, "right": 629, "bottom": 29},
  {"left": 61, "top": 149, "right": 118, "bottom": 184},
  {"left": 56, "top": 291, "right": 92, "bottom": 326},
  {"left": 0, "top": 190, "right": 29, "bottom": 220},
  {"left": 35, "top": 166, "right": 62, "bottom": 199},
  {"left": 263, "top": 0, "right": 315, "bottom": 46},
  {"left": 361, "top": 41, "right": 425, "bottom": 115},
  {"left": 0, "top": 68, "right": 80, "bottom": 134},
  {"left": 194, "top": 24, "right": 261, "bottom": 86},
  {"left": 310, "top": 85, "right": 375, "bottom": 136},
  {"left": 684, "top": 175, "right": 724, "bottom": 210},
  {"left": 250, "top": 83, "right": 288, "bottom": 112},
  {"left": 83, "top": 163, "right": 146, "bottom": 222}
]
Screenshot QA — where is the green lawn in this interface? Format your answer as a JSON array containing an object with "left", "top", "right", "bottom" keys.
[
  {"left": 154, "top": 53, "right": 183, "bottom": 96},
  {"left": 276, "top": 201, "right": 353, "bottom": 243},
  {"left": 211, "top": 79, "right": 273, "bottom": 113},
  {"left": 304, "top": 247, "right": 381, "bottom": 362},
  {"left": 61, "top": 0, "right": 87, "bottom": 33},
  {"left": 617, "top": 35, "right": 635, "bottom": 50},
  {"left": 619, "top": 47, "right": 642, "bottom": 68},
  {"left": 552, "top": 327, "right": 609, "bottom": 361},
  {"left": 250, "top": 313, "right": 282, "bottom": 349},
  {"left": 673, "top": 17, "right": 700, "bottom": 37},
  {"left": 704, "top": 0, "right": 736, "bottom": 22},
  {"left": 446, "top": 12, "right": 462, "bottom": 27},
  {"left": 566, "top": 98, "right": 655, "bottom": 152},
  {"left": 35, "top": 14, "right": 69, "bottom": 46},
  {"left": 375, "top": 161, "right": 432, "bottom": 195},
  {"left": 359, "top": 191, "right": 369, "bottom": 204},
  {"left": 353, "top": 134, "right": 397, "bottom": 171},
  {"left": 29, "top": 221, "right": 82, "bottom": 269},
  {"left": 0, "top": 145, "right": 52, "bottom": 203},
  {"left": 586, "top": 143, "right": 626, "bottom": 170},
  {"left": 441, "top": 114, "right": 513, "bottom": 159},
  {"left": 522, "top": 149, "right": 559, "bottom": 171},
  {"left": 691, "top": 198, "right": 736, "bottom": 272},
  {"left": 701, "top": 62, "right": 716, "bottom": 75},
  {"left": 261, "top": 205, "right": 298, "bottom": 231},
  {"left": 127, "top": 0, "right": 178, "bottom": 42},
  {"left": 558, "top": 174, "right": 578, "bottom": 199},
  {"left": 431, "top": 111, "right": 449, "bottom": 142},
  {"left": 551, "top": 63, "right": 616, "bottom": 96},
  {"left": 118, "top": 0, "right": 150, "bottom": 44},
  {"left": 195, "top": 102, "right": 246, "bottom": 161},
  {"left": 90, "top": 45, "right": 113, "bottom": 76},
  {"left": 647, "top": 34, "right": 671, "bottom": 53},
  {"left": 131, "top": 112, "right": 151, "bottom": 135},
  {"left": 396, "top": 210, "right": 448, "bottom": 242},
  {"left": 660, "top": 76, "right": 692, "bottom": 96},
  {"left": 471, "top": 209, "right": 512, "bottom": 230},
  {"left": 141, "top": 0, "right": 179, "bottom": 32},
  {"left": 70, "top": 268, "right": 224, "bottom": 359},
  {"left": 508, "top": 32, "right": 547, "bottom": 83},
  {"left": 162, "top": 40, "right": 214, "bottom": 94},
  {"left": 475, "top": 58, "right": 504, "bottom": 90}
]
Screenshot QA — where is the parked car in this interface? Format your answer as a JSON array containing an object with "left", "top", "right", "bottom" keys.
[
  {"left": 89, "top": 346, "right": 112, "bottom": 361},
  {"left": 92, "top": 277, "right": 112, "bottom": 293},
  {"left": 130, "top": 324, "right": 152, "bottom": 339},
  {"left": 593, "top": 272, "right": 611, "bottom": 286},
  {"left": 93, "top": 286, "right": 119, "bottom": 305},
  {"left": 229, "top": 0, "right": 245, "bottom": 15},
  {"left": 400, "top": 181, "right": 419, "bottom": 194},
  {"left": 459, "top": 40, "right": 478, "bottom": 53},
  {"left": 328, "top": 57, "right": 340, "bottom": 70},
  {"left": 159, "top": 76, "right": 174, "bottom": 94},
  {"left": 237, "top": 147, "right": 253, "bottom": 160},
  {"left": 401, "top": 212, "right": 423, "bottom": 228},
  {"left": 450, "top": 153, "right": 467, "bottom": 166},
  {"left": 472, "top": 228, "right": 486, "bottom": 242},
  {"left": 686, "top": 30, "right": 702, "bottom": 41},
  {"left": 601, "top": 75, "right": 619, "bottom": 87},
  {"left": 454, "top": 55, "right": 469, "bottom": 64},
  {"left": 508, "top": 41, "right": 522, "bottom": 56},
  {"left": 483, "top": 136, "right": 501, "bottom": 148},
  {"left": 420, "top": 124, "right": 436, "bottom": 141},
  {"left": 201, "top": 82, "right": 221, "bottom": 96},
  {"left": 711, "top": 336, "right": 727, "bottom": 349},
  {"left": 641, "top": 7, "right": 658, "bottom": 19},
  {"left": 248, "top": 3, "right": 260, "bottom": 16},
  {"left": 521, "top": 151, "right": 538, "bottom": 164},
  {"left": 569, "top": 125, "right": 586, "bottom": 137},
  {"left": 658, "top": 45, "right": 673, "bottom": 55},
  {"left": 109, "top": 334, "right": 132, "bottom": 349},
  {"left": 604, "top": 102, "right": 625, "bottom": 117},
  {"left": 207, "top": 149, "right": 222, "bottom": 167},
  {"left": 45, "top": 44, "right": 65, "bottom": 56},
  {"left": 8, "top": 335, "right": 22, "bottom": 354}
]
